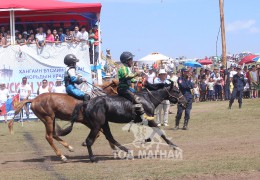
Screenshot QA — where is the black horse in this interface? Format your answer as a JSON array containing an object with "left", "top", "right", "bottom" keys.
[
  {"left": 75, "top": 81, "right": 186, "bottom": 162},
  {"left": 56, "top": 82, "right": 186, "bottom": 162}
]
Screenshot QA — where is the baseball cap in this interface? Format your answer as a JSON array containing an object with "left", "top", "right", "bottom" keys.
[
  {"left": 158, "top": 69, "right": 167, "bottom": 74},
  {"left": 56, "top": 77, "right": 62, "bottom": 81}
]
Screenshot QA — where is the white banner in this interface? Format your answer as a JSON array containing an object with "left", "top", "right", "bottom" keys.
[{"left": 0, "top": 43, "right": 92, "bottom": 121}]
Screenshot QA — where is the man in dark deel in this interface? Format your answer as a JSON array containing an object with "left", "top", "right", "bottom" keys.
[
  {"left": 174, "top": 68, "right": 194, "bottom": 130},
  {"left": 229, "top": 66, "right": 246, "bottom": 109}
]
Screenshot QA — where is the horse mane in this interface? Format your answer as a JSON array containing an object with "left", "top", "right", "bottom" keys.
[{"left": 143, "top": 81, "right": 170, "bottom": 91}]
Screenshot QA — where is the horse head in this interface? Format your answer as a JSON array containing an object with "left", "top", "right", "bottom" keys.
[{"left": 165, "top": 80, "right": 187, "bottom": 108}]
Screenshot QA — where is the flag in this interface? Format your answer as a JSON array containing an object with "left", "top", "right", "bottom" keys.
[{"left": 0, "top": 94, "right": 20, "bottom": 115}]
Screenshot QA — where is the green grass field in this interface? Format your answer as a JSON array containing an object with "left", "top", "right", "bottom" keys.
[{"left": 0, "top": 99, "right": 259, "bottom": 180}]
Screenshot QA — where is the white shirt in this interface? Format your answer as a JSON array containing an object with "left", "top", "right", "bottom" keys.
[
  {"left": 18, "top": 84, "right": 32, "bottom": 99},
  {"left": 73, "top": 31, "right": 82, "bottom": 41},
  {"left": 193, "top": 87, "right": 200, "bottom": 95},
  {"left": 147, "top": 72, "right": 156, "bottom": 84},
  {"left": 52, "top": 85, "right": 66, "bottom": 93},
  {"left": 230, "top": 70, "right": 244, "bottom": 78},
  {"left": 207, "top": 82, "right": 215, "bottom": 91},
  {"left": 81, "top": 31, "right": 89, "bottom": 41},
  {"left": 153, "top": 78, "right": 170, "bottom": 105},
  {"left": 0, "top": 88, "right": 9, "bottom": 104},
  {"left": 170, "top": 75, "right": 179, "bottom": 87},
  {"left": 36, "top": 33, "right": 46, "bottom": 41},
  {"left": 154, "top": 78, "right": 171, "bottom": 84},
  {"left": 230, "top": 70, "right": 237, "bottom": 78},
  {"left": 38, "top": 86, "right": 50, "bottom": 95}
]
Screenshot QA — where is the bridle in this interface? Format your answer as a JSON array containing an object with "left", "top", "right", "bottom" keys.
[
  {"left": 145, "top": 87, "right": 183, "bottom": 104},
  {"left": 164, "top": 87, "right": 183, "bottom": 101}
]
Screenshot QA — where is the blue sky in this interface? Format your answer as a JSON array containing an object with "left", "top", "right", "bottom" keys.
[{"left": 69, "top": 0, "right": 260, "bottom": 60}]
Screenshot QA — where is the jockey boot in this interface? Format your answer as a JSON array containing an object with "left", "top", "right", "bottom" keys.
[
  {"left": 183, "top": 119, "right": 189, "bottom": 130},
  {"left": 83, "top": 94, "right": 90, "bottom": 104}
]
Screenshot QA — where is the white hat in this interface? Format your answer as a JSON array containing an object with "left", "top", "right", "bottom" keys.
[
  {"left": 158, "top": 69, "right": 167, "bottom": 74},
  {"left": 0, "top": 82, "right": 5, "bottom": 85},
  {"left": 56, "top": 77, "right": 62, "bottom": 81}
]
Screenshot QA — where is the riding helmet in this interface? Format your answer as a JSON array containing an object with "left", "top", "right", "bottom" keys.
[
  {"left": 64, "top": 54, "right": 79, "bottom": 66},
  {"left": 120, "top": 51, "right": 134, "bottom": 64}
]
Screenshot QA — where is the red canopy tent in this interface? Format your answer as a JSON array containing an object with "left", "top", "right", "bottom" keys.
[
  {"left": 197, "top": 58, "right": 213, "bottom": 65},
  {"left": 0, "top": 0, "right": 101, "bottom": 44},
  {"left": 238, "top": 54, "right": 258, "bottom": 65}
]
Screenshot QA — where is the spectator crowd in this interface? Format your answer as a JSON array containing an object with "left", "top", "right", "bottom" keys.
[
  {"left": 128, "top": 62, "right": 260, "bottom": 102},
  {"left": 0, "top": 22, "right": 99, "bottom": 65}
]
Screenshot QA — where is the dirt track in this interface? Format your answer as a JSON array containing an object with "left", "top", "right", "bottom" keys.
[{"left": 0, "top": 99, "right": 259, "bottom": 179}]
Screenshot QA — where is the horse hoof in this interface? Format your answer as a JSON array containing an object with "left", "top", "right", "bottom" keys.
[
  {"left": 90, "top": 156, "right": 98, "bottom": 163},
  {"left": 126, "top": 153, "right": 134, "bottom": 160},
  {"left": 61, "top": 155, "right": 68, "bottom": 162},
  {"left": 145, "top": 138, "right": 151, "bottom": 142},
  {"left": 174, "top": 146, "right": 183, "bottom": 152},
  {"left": 82, "top": 142, "right": 87, "bottom": 146},
  {"left": 112, "top": 150, "right": 118, "bottom": 157},
  {"left": 68, "top": 146, "right": 74, "bottom": 152}
]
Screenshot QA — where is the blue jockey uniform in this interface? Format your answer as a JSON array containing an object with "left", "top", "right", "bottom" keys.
[
  {"left": 64, "top": 66, "right": 85, "bottom": 99},
  {"left": 229, "top": 68, "right": 246, "bottom": 109},
  {"left": 63, "top": 54, "right": 90, "bottom": 102},
  {"left": 174, "top": 68, "right": 194, "bottom": 130}
]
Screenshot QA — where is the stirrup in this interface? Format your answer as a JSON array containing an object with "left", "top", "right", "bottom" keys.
[{"left": 143, "top": 114, "right": 154, "bottom": 121}]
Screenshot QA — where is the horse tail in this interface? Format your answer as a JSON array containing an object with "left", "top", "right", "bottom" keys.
[
  {"left": 55, "top": 103, "right": 84, "bottom": 136},
  {"left": 8, "top": 99, "right": 33, "bottom": 134}
]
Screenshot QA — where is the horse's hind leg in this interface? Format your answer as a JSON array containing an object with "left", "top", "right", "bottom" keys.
[
  {"left": 53, "top": 135, "right": 74, "bottom": 152},
  {"left": 102, "top": 122, "right": 130, "bottom": 154}
]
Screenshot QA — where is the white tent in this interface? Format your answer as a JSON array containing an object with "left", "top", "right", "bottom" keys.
[{"left": 137, "top": 52, "right": 172, "bottom": 62}]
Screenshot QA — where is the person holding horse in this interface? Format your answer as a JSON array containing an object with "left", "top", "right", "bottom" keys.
[
  {"left": 117, "top": 51, "right": 154, "bottom": 124},
  {"left": 174, "top": 68, "right": 194, "bottom": 130},
  {"left": 64, "top": 54, "right": 90, "bottom": 102}
]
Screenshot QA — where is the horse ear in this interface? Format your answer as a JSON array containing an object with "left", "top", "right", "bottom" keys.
[{"left": 168, "top": 79, "right": 173, "bottom": 90}]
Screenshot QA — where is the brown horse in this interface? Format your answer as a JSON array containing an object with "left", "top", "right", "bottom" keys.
[{"left": 8, "top": 80, "right": 118, "bottom": 162}]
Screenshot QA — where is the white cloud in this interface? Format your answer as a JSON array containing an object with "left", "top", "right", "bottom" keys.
[
  {"left": 249, "top": 27, "right": 260, "bottom": 33},
  {"left": 226, "top": 20, "right": 259, "bottom": 33}
]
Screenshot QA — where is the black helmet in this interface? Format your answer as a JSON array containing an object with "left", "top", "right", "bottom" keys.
[
  {"left": 120, "top": 51, "right": 134, "bottom": 64},
  {"left": 64, "top": 54, "right": 79, "bottom": 66}
]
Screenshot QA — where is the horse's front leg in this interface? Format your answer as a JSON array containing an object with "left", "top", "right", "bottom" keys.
[
  {"left": 44, "top": 119, "right": 67, "bottom": 162},
  {"left": 146, "top": 120, "right": 180, "bottom": 150},
  {"left": 85, "top": 127, "right": 101, "bottom": 162}
]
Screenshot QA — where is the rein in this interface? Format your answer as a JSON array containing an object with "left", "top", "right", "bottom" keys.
[
  {"left": 145, "top": 87, "right": 181, "bottom": 105},
  {"left": 87, "top": 81, "right": 118, "bottom": 95},
  {"left": 145, "top": 88, "right": 164, "bottom": 103}
]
